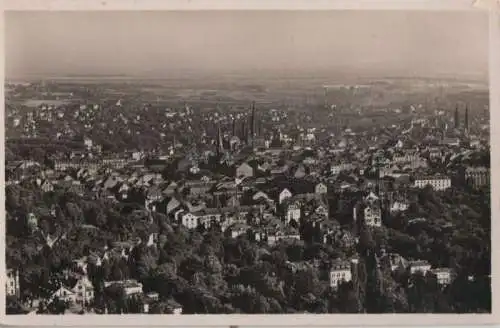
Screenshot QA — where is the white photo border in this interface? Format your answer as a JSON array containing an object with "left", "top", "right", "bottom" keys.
[{"left": 1, "top": 0, "right": 499, "bottom": 326}]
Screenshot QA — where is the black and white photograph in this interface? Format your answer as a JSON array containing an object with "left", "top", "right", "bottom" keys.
[{"left": 3, "top": 7, "right": 493, "bottom": 318}]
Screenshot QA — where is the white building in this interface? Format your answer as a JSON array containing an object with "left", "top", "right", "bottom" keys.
[
  {"left": 409, "top": 260, "right": 432, "bottom": 275},
  {"left": 285, "top": 203, "right": 301, "bottom": 225},
  {"left": 414, "top": 176, "right": 451, "bottom": 191},
  {"left": 6, "top": 269, "right": 20, "bottom": 297},
  {"left": 431, "top": 268, "right": 453, "bottom": 285},
  {"left": 315, "top": 182, "right": 328, "bottom": 195},
  {"left": 390, "top": 201, "right": 409, "bottom": 214},
  {"left": 279, "top": 188, "right": 293, "bottom": 204},
  {"left": 104, "top": 280, "right": 143, "bottom": 297},
  {"left": 51, "top": 286, "right": 77, "bottom": 304},
  {"left": 181, "top": 212, "right": 198, "bottom": 230},
  {"left": 72, "top": 276, "right": 94, "bottom": 305},
  {"left": 364, "top": 206, "right": 382, "bottom": 227},
  {"left": 329, "top": 260, "right": 352, "bottom": 289}
]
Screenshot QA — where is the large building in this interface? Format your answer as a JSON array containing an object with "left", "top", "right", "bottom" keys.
[
  {"left": 6, "top": 269, "right": 20, "bottom": 297},
  {"left": 414, "top": 176, "right": 451, "bottom": 191},
  {"left": 354, "top": 192, "right": 382, "bottom": 227},
  {"left": 465, "top": 167, "right": 490, "bottom": 189},
  {"left": 329, "top": 260, "right": 353, "bottom": 289}
]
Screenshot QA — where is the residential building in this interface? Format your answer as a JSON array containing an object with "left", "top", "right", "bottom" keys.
[
  {"left": 465, "top": 167, "right": 490, "bottom": 189},
  {"left": 315, "top": 182, "right": 328, "bottom": 195},
  {"left": 414, "top": 176, "right": 451, "bottom": 191},
  {"left": 6, "top": 269, "right": 20, "bottom": 297},
  {"left": 279, "top": 188, "right": 293, "bottom": 204},
  {"left": 72, "top": 276, "right": 94, "bottom": 305},
  {"left": 329, "top": 260, "right": 352, "bottom": 289},
  {"left": 236, "top": 162, "right": 254, "bottom": 179},
  {"left": 409, "top": 260, "right": 432, "bottom": 275},
  {"left": 104, "top": 280, "right": 143, "bottom": 297},
  {"left": 51, "top": 286, "right": 77, "bottom": 304},
  {"left": 431, "top": 268, "right": 453, "bottom": 285},
  {"left": 285, "top": 202, "right": 301, "bottom": 225}
]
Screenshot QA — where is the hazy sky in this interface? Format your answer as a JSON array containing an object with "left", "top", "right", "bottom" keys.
[{"left": 5, "top": 11, "right": 489, "bottom": 79}]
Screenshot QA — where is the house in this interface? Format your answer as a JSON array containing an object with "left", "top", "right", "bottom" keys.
[
  {"left": 104, "top": 280, "right": 143, "bottom": 297},
  {"left": 279, "top": 188, "right": 293, "bottom": 204},
  {"left": 27, "top": 212, "right": 38, "bottom": 231},
  {"left": 285, "top": 202, "right": 301, "bottom": 225},
  {"left": 6, "top": 269, "right": 20, "bottom": 297},
  {"left": 414, "top": 176, "right": 451, "bottom": 191},
  {"left": 226, "top": 223, "right": 250, "bottom": 239},
  {"left": 72, "top": 276, "right": 94, "bottom": 305},
  {"left": 181, "top": 213, "right": 198, "bottom": 230},
  {"left": 315, "top": 182, "right": 328, "bottom": 195},
  {"left": 146, "top": 186, "right": 163, "bottom": 203},
  {"left": 465, "top": 167, "right": 490, "bottom": 189},
  {"left": 236, "top": 162, "right": 254, "bottom": 179},
  {"left": 314, "top": 204, "right": 329, "bottom": 218},
  {"left": 51, "top": 286, "right": 77, "bottom": 304},
  {"left": 431, "top": 268, "right": 453, "bottom": 285},
  {"left": 354, "top": 193, "right": 382, "bottom": 228},
  {"left": 385, "top": 253, "right": 408, "bottom": 272},
  {"left": 329, "top": 260, "right": 352, "bottom": 289},
  {"left": 409, "top": 260, "right": 432, "bottom": 275},
  {"left": 330, "top": 163, "right": 355, "bottom": 175},
  {"left": 40, "top": 180, "right": 54, "bottom": 193},
  {"left": 390, "top": 201, "right": 409, "bottom": 214}
]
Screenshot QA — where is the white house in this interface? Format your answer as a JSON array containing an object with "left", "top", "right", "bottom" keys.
[
  {"left": 363, "top": 206, "right": 382, "bottom": 227},
  {"left": 409, "top": 260, "right": 432, "bottom": 275},
  {"left": 431, "top": 268, "right": 453, "bottom": 285},
  {"left": 6, "top": 269, "right": 19, "bottom": 297},
  {"left": 104, "top": 280, "right": 143, "bottom": 297},
  {"left": 285, "top": 203, "right": 301, "bottom": 225},
  {"left": 51, "top": 286, "right": 77, "bottom": 304},
  {"left": 390, "top": 201, "right": 409, "bottom": 214},
  {"left": 181, "top": 213, "right": 198, "bottom": 230},
  {"left": 414, "top": 176, "right": 451, "bottom": 191},
  {"left": 279, "top": 188, "right": 293, "bottom": 204},
  {"left": 236, "top": 162, "right": 254, "bottom": 179},
  {"left": 315, "top": 182, "right": 328, "bottom": 195},
  {"left": 72, "top": 276, "right": 94, "bottom": 305},
  {"left": 329, "top": 260, "right": 352, "bottom": 289}
]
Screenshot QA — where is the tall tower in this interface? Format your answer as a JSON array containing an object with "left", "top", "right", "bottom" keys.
[
  {"left": 216, "top": 123, "right": 224, "bottom": 155},
  {"left": 454, "top": 105, "right": 460, "bottom": 129},
  {"left": 249, "top": 102, "right": 256, "bottom": 147},
  {"left": 241, "top": 119, "right": 247, "bottom": 145},
  {"left": 323, "top": 85, "right": 328, "bottom": 109},
  {"left": 464, "top": 105, "right": 469, "bottom": 134}
]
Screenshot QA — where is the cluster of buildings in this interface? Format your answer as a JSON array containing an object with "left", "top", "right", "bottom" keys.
[{"left": 5, "top": 82, "right": 490, "bottom": 313}]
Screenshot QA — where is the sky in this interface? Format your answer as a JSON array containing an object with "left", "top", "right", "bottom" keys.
[{"left": 5, "top": 10, "right": 489, "bottom": 80}]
